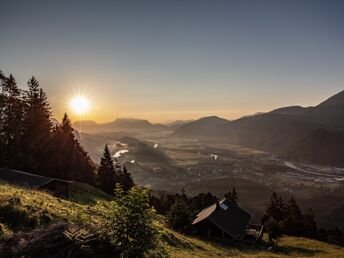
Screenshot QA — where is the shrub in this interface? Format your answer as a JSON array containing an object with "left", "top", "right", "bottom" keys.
[
  {"left": 167, "top": 198, "right": 192, "bottom": 233},
  {"left": 107, "top": 184, "right": 158, "bottom": 257}
]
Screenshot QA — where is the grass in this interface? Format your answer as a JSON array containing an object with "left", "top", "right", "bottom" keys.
[
  {"left": 1, "top": 181, "right": 344, "bottom": 257},
  {"left": 163, "top": 231, "right": 344, "bottom": 257},
  {"left": 0, "top": 181, "right": 112, "bottom": 230}
]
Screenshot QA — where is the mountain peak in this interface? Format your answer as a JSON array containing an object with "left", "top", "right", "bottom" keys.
[
  {"left": 198, "top": 116, "right": 228, "bottom": 122},
  {"left": 317, "top": 90, "right": 344, "bottom": 107},
  {"left": 173, "top": 116, "right": 229, "bottom": 137}
]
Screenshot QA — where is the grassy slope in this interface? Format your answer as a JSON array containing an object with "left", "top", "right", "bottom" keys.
[
  {"left": 1, "top": 182, "right": 344, "bottom": 258},
  {"left": 165, "top": 231, "right": 344, "bottom": 257}
]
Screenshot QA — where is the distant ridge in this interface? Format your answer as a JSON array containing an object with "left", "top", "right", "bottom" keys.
[
  {"left": 74, "top": 118, "right": 165, "bottom": 133},
  {"left": 173, "top": 116, "right": 229, "bottom": 138},
  {"left": 317, "top": 90, "right": 344, "bottom": 107},
  {"left": 282, "top": 128, "right": 344, "bottom": 167},
  {"left": 173, "top": 90, "right": 344, "bottom": 167},
  {"left": 164, "top": 120, "right": 194, "bottom": 130}
]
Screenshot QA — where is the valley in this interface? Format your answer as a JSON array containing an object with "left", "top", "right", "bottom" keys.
[
  {"left": 79, "top": 131, "right": 344, "bottom": 229},
  {"left": 75, "top": 90, "right": 344, "bottom": 230}
]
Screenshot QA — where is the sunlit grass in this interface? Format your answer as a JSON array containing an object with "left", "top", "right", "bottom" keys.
[{"left": 1, "top": 182, "right": 344, "bottom": 257}]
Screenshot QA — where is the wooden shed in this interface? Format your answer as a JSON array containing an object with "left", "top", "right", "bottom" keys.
[
  {"left": 192, "top": 198, "right": 254, "bottom": 240},
  {"left": 0, "top": 168, "right": 72, "bottom": 198}
]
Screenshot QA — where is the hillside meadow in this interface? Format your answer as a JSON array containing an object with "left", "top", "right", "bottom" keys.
[{"left": 1, "top": 182, "right": 344, "bottom": 257}]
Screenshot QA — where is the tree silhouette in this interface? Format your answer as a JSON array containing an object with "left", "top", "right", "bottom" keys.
[
  {"left": 0, "top": 71, "right": 7, "bottom": 166},
  {"left": 0, "top": 72, "right": 97, "bottom": 184},
  {"left": 120, "top": 165, "right": 134, "bottom": 192},
  {"left": 0, "top": 74, "right": 24, "bottom": 168},
  {"left": 50, "top": 113, "right": 95, "bottom": 183},
  {"left": 301, "top": 208, "right": 317, "bottom": 238},
  {"left": 262, "top": 193, "right": 318, "bottom": 240},
  {"left": 283, "top": 198, "right": 303, "bottom": 236},
  {"left": 224, "top": 187, "right": 238, "bottom": 206},
  {"left": 98, "top": 144, "right": 117, "bottom": 195},
  {"left": 21, "top": 77, "right": 53, "bottom": 174},
  {"left": 167, "top": 197, "right": 192, "bottom": 233},
  {"left": 263, "top": 192, "right": 286, "bottom": 223}
]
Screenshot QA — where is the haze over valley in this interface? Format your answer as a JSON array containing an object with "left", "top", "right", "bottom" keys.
[{"left": 75, "top": 90, "right": 344, "bottom": 228}]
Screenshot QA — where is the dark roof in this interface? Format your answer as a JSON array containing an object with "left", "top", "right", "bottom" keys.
[
  {"left": 192, "top": 198, "right": 252, "bottom": 239},
  {"left": 0, "top": 168, "right": 70, "bottom": 188}
]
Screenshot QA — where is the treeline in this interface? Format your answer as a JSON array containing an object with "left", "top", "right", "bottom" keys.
[
  {"left": 262, "top": 192, "right": 317, "bottom": 243},
  {"left": 151, "top": 188, "right": 344, "bottom": 246},
  {"left": 263, "top": 192, "right": 344, "bottom": 246},
  {"left": 150, "top": 188, "right": 238, "bottom": 233},
  {"left": 0, "top": 71, "right": 133, "bottom": 193}
]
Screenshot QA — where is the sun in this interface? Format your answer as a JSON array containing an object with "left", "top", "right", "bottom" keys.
[{"left": 69, "top": 96, "right": 91, "bottom": 114}]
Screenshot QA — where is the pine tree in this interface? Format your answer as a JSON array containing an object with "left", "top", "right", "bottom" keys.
[
  {"left": 51, "top": 113, "right": 95, "bottom": 183},
  {"left": 224, "top": 187, "right": 238, "bottom": 206},
  {"left": 111, "top": 158, "right": 135, "bottom": 192},
  {"left": 263, "top": 192, "right": 286, "bottom": 223},
  {"left": 262, "top": 193, "right": 286, "bottom": 245},
  {"left": 189, "top": 192, "right": 217, "bottom": 213},
  {"left": 0, "top": 74, "right": 25, "bottom": 168},
  {"left": 98, "top": 144, "right": 117, "bottom": 195},
  {"left": 301, "top": 208, "right": 318, "bottom": 238},
  {"left": 0, "top": 71, "right": 6, "bottom": 166},
  {"left": 21, "top": 77, "right": 53, "bottom": 173},
  {"left": 167, "top": 197, "right": 192, "bottom": 233},
  {"left": 283, "top": 198, "right": 303, "bottom": 236},
  {"left": 120, "top": 165, "right": 134, "bottom": 191}
]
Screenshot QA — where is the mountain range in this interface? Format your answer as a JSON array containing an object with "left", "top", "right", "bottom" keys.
[
  {"left": 174, "top": 90, "right": 344, "bottom": 167},
  {"left": 74, "top": 90, "right": 344, "bottom": 167},
  {"left": 73, "top": 118, "right": 166, "bottom": 133},
  {"left": 73, "top": 118, "right": 195, "bottom": 133}
]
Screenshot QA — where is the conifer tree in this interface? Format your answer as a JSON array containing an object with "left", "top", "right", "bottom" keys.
[
  {"left": 51, "top": 113, "right": 95, "bottom": 183},
  {"left": 301, "top": 208, "right": 318, "bottom": 238},
  {"left": 167, "top": 197, "right": 192, "bottom": 233},
  {"left": 263, "top": 192, "right": 286, "bottom": 223},
  {"left": 283, "top": 198, "right": 303, "bottom": 236},
  {"left": 120, "top": 165, "right": 134, "bottom": 191},
  {"left": 0, "top": 74, "right": 24, "bottom": 168},
  {"left": 262, "top": 194, "right": 318, "bottom": 240},
  {"left": 189, "top": 192, "right": 217, "bottom": 213},
  {"left": 98, "top": 144, "right": 117, "bottom": 195},
  {"left": 0, "top": 71, "right": 6, "bottom": 166},
  {"left": 224, "top": 187, "right": 238, "bottom": 206},
  {"left": 21, "top": 77, "right": 53, "bottom": 173}
]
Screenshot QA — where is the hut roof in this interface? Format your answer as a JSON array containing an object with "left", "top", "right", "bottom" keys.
[
  {"left": 192, "top": 198, "right": 252, "bottom": 239},
  {"left": 0, "top": 168, "right": 70, "bottom": 188}
]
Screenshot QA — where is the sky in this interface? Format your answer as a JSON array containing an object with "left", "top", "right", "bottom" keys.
[{"left": 1, "top": 0, "right": 343, "bottom": 123}]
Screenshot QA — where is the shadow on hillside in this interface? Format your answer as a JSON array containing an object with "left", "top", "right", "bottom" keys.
[
  {"left": 272, "top": 244, "right": 323, "bottom": 256},
  {"left": 69, "top": 183, "right": 112, "bottom": 205},
  {"left": 161, "top": 231, "right": 207, "bottom": 251},
  {"left": 184, "top": 236, "right": 324, "bottom": 256},
  {"left": 230, "top": 241, "right": 323, "bottom": 257}
]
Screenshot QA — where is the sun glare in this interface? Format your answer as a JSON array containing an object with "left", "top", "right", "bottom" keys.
[{"left": 69, "top": 96, "right": 90, "bottom": 114}]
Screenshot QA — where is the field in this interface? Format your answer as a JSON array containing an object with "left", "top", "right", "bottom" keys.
[{"left": 1, "top": 182, "right": 344, "bottom": 257}]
